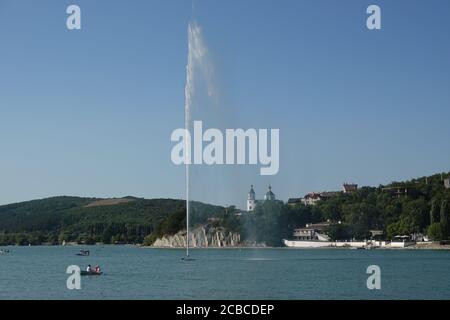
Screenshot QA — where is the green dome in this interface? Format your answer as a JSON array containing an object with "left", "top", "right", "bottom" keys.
[{"left": 264, "top": 185, "right": 275, "bottom": 200}]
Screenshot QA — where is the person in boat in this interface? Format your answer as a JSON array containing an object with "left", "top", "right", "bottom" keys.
[
  {"left": 86, "top": 264, "right": 92, "bottom": 272},
  {"left": 95, "top": 265, "right": 101, "bottom": 273}
]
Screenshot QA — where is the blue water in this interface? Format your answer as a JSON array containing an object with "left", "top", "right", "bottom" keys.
[{"left": 0, "top": 246, "right": 449, "bottom": 299}]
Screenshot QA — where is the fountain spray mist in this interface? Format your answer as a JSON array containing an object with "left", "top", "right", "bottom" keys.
[{"left": 184, "top": 21, "right": 214, "bottom": 258}]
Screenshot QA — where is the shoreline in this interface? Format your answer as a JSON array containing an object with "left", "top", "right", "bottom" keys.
[
  {"left": 145, "top": 244, "right": 450, "bottom": 250},
  {"left": 2, "top": 243, "right": 450, "bottom": 250}
]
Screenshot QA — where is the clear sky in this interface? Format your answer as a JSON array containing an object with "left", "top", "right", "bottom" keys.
[{"left": 0, "top": 0, "right": 449, "bottom": 208}]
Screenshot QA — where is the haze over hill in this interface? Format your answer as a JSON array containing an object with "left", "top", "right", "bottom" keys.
[{"left": 85, "top": 197, "right": 137, "bottom": 208}]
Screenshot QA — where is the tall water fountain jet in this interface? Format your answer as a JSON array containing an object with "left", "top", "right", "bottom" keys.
[{"left": 183, "top": 21, "right": 215, "bottom": 259}]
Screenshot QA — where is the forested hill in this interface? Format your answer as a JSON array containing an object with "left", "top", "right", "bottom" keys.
[
  {"left": 238, "top": 171, "right": 450, "bottom": 246},
  {"left": 0, "top": 196, "right": 223, "bottom": 245},
  {"left": 1, "top": 171, "right": 449, "bottom": 246},
  {"left": 308, "top": 171, "right": 450, "bottom": 241}
]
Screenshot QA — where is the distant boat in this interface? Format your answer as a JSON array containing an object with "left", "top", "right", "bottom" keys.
[
  {"left": 180, "top": 255, "right": 195, "bottom": 261},
  {"left": 80, "top": 270, "right": 102, "bottom": 276},
  {"left": 76, "top": 250, "right": 90, "bottom": 256},
  {"left": 0, "top": 249, "right": 10, "bottom": 255}
]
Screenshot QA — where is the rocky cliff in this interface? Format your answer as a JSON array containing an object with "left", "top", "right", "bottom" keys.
[{"left": 152, "top": 224, "right": 242, "bottom": 248}]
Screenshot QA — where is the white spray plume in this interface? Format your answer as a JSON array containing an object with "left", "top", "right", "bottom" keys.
[
  {"left": 184, "top": 21, "right": 215, "bottom": 256},
  {"left": 185, "top": 21, "right": 215, "bottom": 128}
]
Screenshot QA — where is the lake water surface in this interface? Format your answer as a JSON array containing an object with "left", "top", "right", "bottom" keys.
[{"left": 1, "top": 246, "right": 449, "bottom": 300}]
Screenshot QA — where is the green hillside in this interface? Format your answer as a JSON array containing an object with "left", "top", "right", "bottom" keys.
[
  {"left": 1, "top": 171, "right": 449, "bottom": 247},
  {"left": 0, "top": 196, "right": 223, "bottom": 245},
  {"left": 243, "top": 171, "right": 450, "bottom": 246}
]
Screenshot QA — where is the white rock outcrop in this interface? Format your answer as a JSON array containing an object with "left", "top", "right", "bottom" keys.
[{"left": 152, "top": 225, "right": 241, "bottom": 248}]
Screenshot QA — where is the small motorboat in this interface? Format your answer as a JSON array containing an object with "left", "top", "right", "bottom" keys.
[
  {"left": 0, "top": 249, "right": 10, "bottom": 255},
  {"left": 181, "top": 254, "right": 196, "bottom": 261},
  {"left": 76, "top": 250, "right": 90, "bottom": 256},
  {"left": 80, "top": 270, "right": 103, "bottom": 276}
]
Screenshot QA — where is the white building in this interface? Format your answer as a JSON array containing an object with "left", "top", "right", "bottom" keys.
[
  {"left": 302, "top": 192, "right": 323, "bottom": 206},
  {"left": 300, "top": 191, "right": 339, "bottom": 206},
  {"left": 247, "top": 185, "right": 276, "bottom": 212}
]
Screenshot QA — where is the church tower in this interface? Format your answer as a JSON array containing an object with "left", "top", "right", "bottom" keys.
[
  {"left": 247, "top": 185, "right": 256, "bottom": 212},
  {"left": 264, "top": 185, "right": 276, "bottom": 201}
]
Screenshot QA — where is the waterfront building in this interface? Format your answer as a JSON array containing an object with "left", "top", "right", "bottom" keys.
[{"left": 293, "top": 222, "right": 331, "bottom": 241}]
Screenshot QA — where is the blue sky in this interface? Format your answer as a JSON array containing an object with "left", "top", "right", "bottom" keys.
[{"left": 0, "top": 0, "right": 449, "bottom": 208}]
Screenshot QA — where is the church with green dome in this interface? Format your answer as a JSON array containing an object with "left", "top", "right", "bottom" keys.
[{"left": 247, "top": 185, "right": 276, "bottom": 212}]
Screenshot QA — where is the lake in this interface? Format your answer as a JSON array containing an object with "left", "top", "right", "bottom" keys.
[{"left": 1, "top": 246, "right": 449, "bottom": 300}]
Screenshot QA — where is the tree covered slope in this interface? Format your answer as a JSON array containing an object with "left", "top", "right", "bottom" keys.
[{"left": 0, "top": 196, "right": 223, "bottom": 245}]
